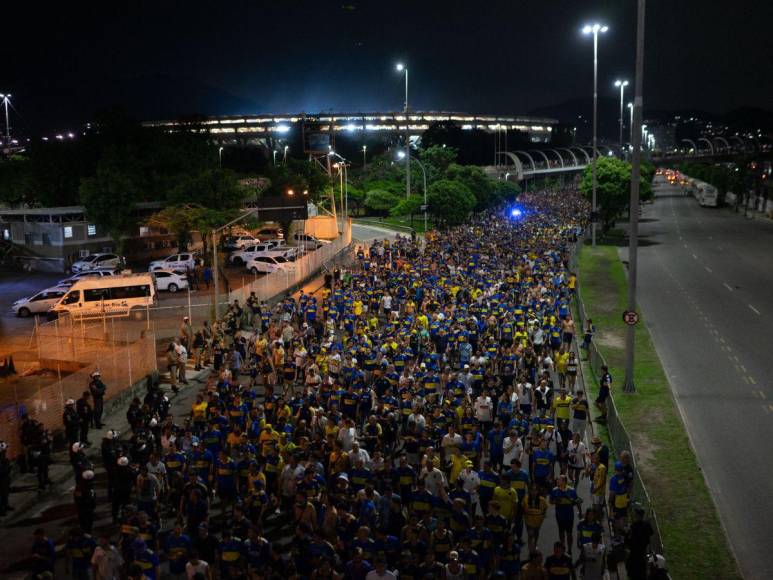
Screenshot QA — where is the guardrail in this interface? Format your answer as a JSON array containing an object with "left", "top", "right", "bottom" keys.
[
  {"left": 352, "top": 218, "right": 417, "bottom": 233},
  {"left": 570, "top": 238, "right": 668, "bottom": 561}
]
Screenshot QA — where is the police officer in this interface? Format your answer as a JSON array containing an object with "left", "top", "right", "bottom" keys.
[
  {"left": 112, "top": 455, "right": 136, "bottom": 523},
  {"left": 19, "top": 413, "right": 42, "bottom": 473},
  {"left": 76, "top": 391, "right": 93, "bottom": 445},
  {"left": 0, "top": 441, "right": 12, "bottom": 516},
  {"left": 34, "top": 429, "right": 51, "bottom": 491},
  {"left": 89, "top": 371, "right": 107, "bottom": 428},
  {"left": 70, "top": 442, "right": 93, "bottom": 482},
  {"left": 74, "top": 469, "right": 97, "bottom": 532},
  {"left": 63, "top": 399, "right": 80, "bottom": 446},
  {"left": 101, "top": 430, "right": 120, "bottom": 500}
]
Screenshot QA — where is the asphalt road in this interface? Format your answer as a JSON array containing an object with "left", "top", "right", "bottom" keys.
[{"left": 622, "top": 177, "right": 773, "bottom": 579}]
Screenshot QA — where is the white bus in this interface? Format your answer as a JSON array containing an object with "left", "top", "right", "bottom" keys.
[
  {"left": 685, "top": 177, "right": 719, "bottom": 207},
  {"left": 51, "top": 274, "right": 157, "bottom": 319}
]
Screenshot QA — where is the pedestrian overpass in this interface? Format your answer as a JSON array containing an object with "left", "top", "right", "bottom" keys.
[{"left": 483, "top": 146, "right": 614, "bottom": 181}]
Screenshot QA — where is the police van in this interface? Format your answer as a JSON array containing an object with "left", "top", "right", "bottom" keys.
[{"left": 51, "top": 274, "right": 157, "bottom": 319}]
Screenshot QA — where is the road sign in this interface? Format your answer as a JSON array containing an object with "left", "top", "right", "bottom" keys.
[
  {"left": 420, "top": 204, "right": 428, "bottom": 211},
  {"left": 622, "top": 310, "right": 640, "bottom": 325}
]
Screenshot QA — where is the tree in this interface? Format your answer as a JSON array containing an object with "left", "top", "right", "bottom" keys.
[
  {"left": 166, "top": 169, "right": 245, "bottom": 209},
  {"left": 390, "top": 195, "right": 424, "bottom": 226},
  {"left": 578, "top": 157, "right": 641, "bottom": 232},
  {"left": 427, "top": 180, "right": 476, "bottom": 227},
  {"left": 364, "top": 189, "right": 402, "bottom": 215},
  {"left": 445, "top": 163, "right": 494, "bottom": 210},
  {"left": 418, "top": 145, "right": 458, "bottom": 182},
  {"left": 491, "top": 180, "right": 521, "bottom": 204},
  {"left": 79, "top": 164, "right": 141, "bottom": 251},
  {"left": 145, "top": 204, "right": 237, "bottom": 253}
]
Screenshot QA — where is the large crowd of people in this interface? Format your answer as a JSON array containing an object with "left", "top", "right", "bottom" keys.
[{"left": 15, "top": 187, "right": 661, "bottom": 580}]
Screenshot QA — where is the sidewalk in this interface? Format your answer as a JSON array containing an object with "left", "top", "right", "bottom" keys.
[{"left": 0, "top": 360, "right": 210, "bottom": 575}]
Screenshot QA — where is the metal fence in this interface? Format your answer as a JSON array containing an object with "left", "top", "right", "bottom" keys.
[
  {"left": 228, "top": 221, "right": 353, "bottom": 306},
  {"left": 0, "top": 315, "right": 157, "bottom": 460},
  {"left": 571, "top": 239, "right": 667, "bottom": 558}
]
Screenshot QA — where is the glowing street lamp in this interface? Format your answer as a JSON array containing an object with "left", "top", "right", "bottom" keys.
[
  {"left": 0, "top": 93, "right": 11, "bottom": 141},
  {"left": 614, "top": 80, "right": 629, "bottom": 151},
  {"left": 582, "top": 22, "right": 609, "bottom": 247},
  {"left": 395, "top": 62, "right": 411, "bottom": 199}
]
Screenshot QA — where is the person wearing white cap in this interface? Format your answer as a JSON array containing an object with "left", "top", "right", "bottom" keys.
[
  {"left": 74, "top": 468, "right": 97, "bottom": 532},
  {"left": 63, "top": 398, "right": 80, "bottom": 446}
]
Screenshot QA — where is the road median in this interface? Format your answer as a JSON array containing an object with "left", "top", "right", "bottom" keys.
[{"left": 577, "top": 242, "right": 741, "bottom": 580}]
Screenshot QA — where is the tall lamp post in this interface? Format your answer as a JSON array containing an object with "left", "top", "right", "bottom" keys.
[
  {"left": 0, "top": 93, "right": 11, "bottom": 142},
  {"left": 397, "top": 150, "right": 428, "bottom": 233},
  {"left": 582, "top": 22, "right": 608, "bottom": 247},
  {"left": 329, "top": 151, "right": 349, "bottom": 232},
  {"left": 396, "top": 63, "right": 411, "bottom": 199},
  {"left": 218, "top": 146, "right": 224, "bottom": 168},
  {"left": 614, "top": 80, "right": 629, "bottom": 153},
  {"left": 362, "top": 145, "right": 367, "bottom": 168},
  {"left": 283, "top": 145, "right": 289, "bottom": 164},
  {"left": 624, "top": 0, "right": 647, "bottom": 393},
  {"left": 627, "top": 102, "right": 634, "bottom": 150}
]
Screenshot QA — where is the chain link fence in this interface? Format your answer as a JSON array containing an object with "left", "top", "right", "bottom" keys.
[
  {"left": 0, "top": 314, "right": 157, "bottom": 460},
  {"left": 228, "top": 221, "right": 353, "bottom": 306},
  {"left": 570, "top": 238, "right": 667, "bottom": 559}
]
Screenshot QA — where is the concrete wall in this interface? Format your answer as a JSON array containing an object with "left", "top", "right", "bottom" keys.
[{"left": 294, "top": 216, "right": 339, "bottom": 239}]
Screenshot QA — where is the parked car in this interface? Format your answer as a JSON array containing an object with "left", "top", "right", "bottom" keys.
[
  {"left": 229, "top": 241, "right": 286, "bottom": 265},
  {"left": 70, "top": 253, "right": 124, "bottom": 273},
  {"left": 246, "top": 255, "right": 294, "bottom": 274},
  {"left": 275, "top": 247, "right": 298, "bottom": 261},
  {"left": 59, "top": 268, "right": 120, "bottom": 287},
  {"left": 255, "top": 225, "right": 284, "bottom": 241},
  {"left": 292, "top": 233, "right": 331, "bottom": 250},
  {"left": 152, "top": 269, "right": 189, "bottom": 293},
  {"left": 12, "top": 286, "right": 70, "bottom": 317},
  {"left": 223, "top": 235, "right": 258, "bottom": 251},
  {"left": 149, "top": 252, "right": 197, "bottom": 272}
]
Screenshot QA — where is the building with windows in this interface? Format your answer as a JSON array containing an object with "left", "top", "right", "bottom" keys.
[{"left": 0, "top": 203, "right": 176, "bottom": 272}]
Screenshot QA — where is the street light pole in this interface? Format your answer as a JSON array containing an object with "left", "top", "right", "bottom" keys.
[
  {"left": 624, "top": 0, "right": 647, "bottom": 393},
  {"left": 0, "top": 94, "right": 11, "bottom": 141},
  {"left": 615, "top": 80, "right": 629, "bottom": 153},
  {"left": 362, "top": 145, "right": 367, "bottom": 168},
  {"left": 627, "top": 102, "right": 634, "bottom": 149},
  {"left": 330, "top": 152, "right": 349, "bottom": 232},
  {"left": 283, "top": 145, "right": 289, "bottom": 164},
  {"left": 398, "top": 151, "right": 428, "bottom": 233},
  {"left": 272, "top": 150, "right": 278, "bottom": 166},
  {"left": 396, "top": 63, "right": 411, "bottom": 199},
  {"left": 583, "top": 23, "right": 608, "bottom": 247},
  {"left": 218, "top": 146, "right": 224, "bottom": 168}
]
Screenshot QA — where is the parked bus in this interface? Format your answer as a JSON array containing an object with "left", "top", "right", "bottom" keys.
[
  {"left": 684, "top": 177, "right": 719, "bottom": 207},
  {"left": 51, "top": 274, "right": 156, "bottom": 319}
]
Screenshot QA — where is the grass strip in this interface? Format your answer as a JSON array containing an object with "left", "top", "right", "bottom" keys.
[{"left": 578, "top": 243, "right": 740, "bottom": 580}]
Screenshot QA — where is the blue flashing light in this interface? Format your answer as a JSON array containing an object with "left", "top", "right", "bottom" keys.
[{"left": 511, "top": 208, "right": 522, "bottom": 218}]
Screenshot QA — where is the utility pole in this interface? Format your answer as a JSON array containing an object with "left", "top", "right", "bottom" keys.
[
  {"left": 624, "top": 0, "right": 647, "bottom": 393},
  {"left": 0, "top": 94, "right": 11, "bottom": 141}
]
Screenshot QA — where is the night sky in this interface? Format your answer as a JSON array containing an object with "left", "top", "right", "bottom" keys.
[{"left": 4, "top": 0, "right": 772, "bottom": 132}]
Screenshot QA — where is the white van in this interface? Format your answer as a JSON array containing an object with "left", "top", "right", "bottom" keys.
[{"left": 51, "top": 274, "right": 156, "bottom": 319}]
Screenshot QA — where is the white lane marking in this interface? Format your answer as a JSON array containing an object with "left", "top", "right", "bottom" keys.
[
  {"left": 705, "top": 266, "right": 713, "bottom": 273},
  {"left": 692, "top": 253, "right": 698, "bottom": 260},
  {"left": 723, "top": 283, "right": 734, "bottom": 292},
  {"left": 749, "top": 304, "right": 761, "bottom": 316},
  {"left": 683, "top": 244, "right": 688, "bottom": 248}
]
